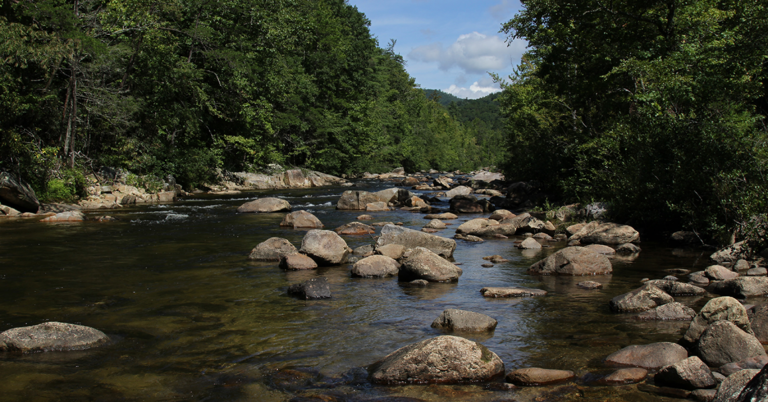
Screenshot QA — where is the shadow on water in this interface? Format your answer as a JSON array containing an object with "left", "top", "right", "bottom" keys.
[{"left": 0, "top": 183, "right": 718, "bottom": 401}]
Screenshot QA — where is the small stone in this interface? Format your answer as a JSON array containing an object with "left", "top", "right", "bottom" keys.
[
  {"left": 481, "top": 263, "right": 494, "bottom": 268},
  {"left": 577, "top": 281, "right": 603, "bottom": 290},
  {"left": 734, "top": 259, "right": 751, "bottom": 271}
]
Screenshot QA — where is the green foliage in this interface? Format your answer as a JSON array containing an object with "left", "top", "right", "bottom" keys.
[{"left": 498, "top": 0, "right": 768, "bottom": 247}]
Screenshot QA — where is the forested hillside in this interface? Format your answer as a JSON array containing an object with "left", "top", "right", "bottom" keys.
[
  {"left": 497, "top": 0, "right": 768, "bottom": 246},
  {"left": 0, "top": 0, "right": 496, "bottom": 200}
]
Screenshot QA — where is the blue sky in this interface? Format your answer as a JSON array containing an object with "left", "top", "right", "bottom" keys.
[{"left": 347, "top": 0, "right": 526, "bottom": 99}]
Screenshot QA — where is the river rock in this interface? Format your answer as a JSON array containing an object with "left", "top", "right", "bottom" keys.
[
  {"left": 336, "top": 190, "right": 380, "bottom": 210},
  {"left": 616, "top": 243, "right": 642, "bottom": 255},
  {"left": 504, "top": 213, "right": 546, "bottom": 234},
  {"left": 518, "top": 238, "right": 542, "bottom": 250},
  {"left": 357, "top": 214, "right": 373, "bottom": 221},
  {"left": 376, "top": 224, "right": 456, "bottom": 258},
  {"left": 697, "top": 321, "right": 766, "bottom": 367},
  {"left": 366, "top": 202, "right": 390, "bottom": 212},
  {"left": 720, "top": 356, "right": 768, "bottom": 377},
  {"left": 454, "top": 233, "right": 484, "bottom": 242},
  {"left": 369, "top": 335, "right": 504, "bottom": 384},
  {"left": 424, "top": 212, "right": 458, "bottom": 220},
  {"left": 280, "top": 210, "right": 323, "bottom": 229},
  {"left": 399, "top": 247, "right": 462, "bottom": 282},
  {"left": 299, "top": 230, "right": 350, "bottom": 265},
  {"left": 747, "top": 268, "right": 767, "bottom": 277},
  {"left": 449, "top": 195, "right": 485, "bottom": 213},
  {"left": 568, "top": 221, "right": 640, "bottom": 245},
  {"left": 734, "top": 365, "right": 768, "bottom": 401},
  {"left": 376, "top": 244, "right": 406, "bottom": 260},
  {"left": 586, "top": 244, "right": 616, "bottom": 255},
  {"left": 279, "top": 253, "right": 318, "bottom": 270},
  {"left": 610, "top": 284, "right": 674, "bottom": 313},
  {"left": 351, "top": 255, "right": 400, "bottom": 278},
  {"left": 335, "top": 222, "right": 375, "bottom": 235},
  {"left": 635, "top": 302, "right": 696, "bottom": 321},
  {"left": 455, "top": 218, "right": 501, "bottom": 236},
  {"left": 0, "top": 322, "right": 109, "bottom": 353},
  {"left": 445, "top": 186, "right": 472, "bottom": 198},
  {"left": 431, "top": 309, "right": 498, "bottom": 333},
  {"left": 706, "top": 265, "right": 740, "bottom": 281},
  {"left": 566, "top": 223, "right": 586, "bottom": 236},
  {"left": 655, "top": 356, "right": 716, "bottom": 390},
  {"left": 605, "top": 342, "right": 688, "bottom": 370},
  {"left": 711, "top": 241, "right": 747, "bottom": 265},
  {"left": 0, "top": 172, "right": 40, "bottom": 213},
  {"left": 711, "top": 277, "right": 768, "bottom": 298},
  {"left": 529, "top": 247, "right": 613, "bottom": 276},
  {"left": 480, "top": 287, "right": 547, "bottom": 297},
  {"left": 489, "top": 209, "right": 514, "bottom": 220},
  {"left": 401, "top": 177, "right": 420, "bottom": 187},
  {"left": 645, "top": 279, "right": 706, "bottom": 296},
  {"left": 237, "top": 197, "right": 291, "bottom": 213},
  {"left": 685, "top": 297, "right": 753, "bottom": 345},
  {"left": 577, "top": 281, "right": 603, "bottom": 290},
  {"left": 734, "top": 259, "right": 751, "bottom": 271},
  {"left": 287, "top": 277, "right": 331, "bottom": 299},
  {"left": 0, "top": 204, "right": 21, "bottom": 217},
  {"left": 424, "top": 219, "right": 446, "bottom": 230},
  {"left": 433, "top": 176, "right": 453, "bottom": 189},
  {"left": 601, "top": 368, "right": 648, "bottom": 384},
  {"left": 471, "top": 171, "right": 504, "bottom": 182},
  {"left": 40, "top": 211, "right": 85, "bottom": 222},
  {"left": 750, "top": 305, "right": 768, "bottom": 344},
  {"left": 713, "top": 369, "right": 760, "bottom": 402},
  {"left": 248, "top": 237, "right": 298, "bottom": 261},
  {"left": 506, "top": 368, "right": 574, "bottom": 386}
]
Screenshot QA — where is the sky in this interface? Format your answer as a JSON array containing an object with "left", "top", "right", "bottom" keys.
[{"left": 346, "top": 0, "right": 527, "bottom": 99}]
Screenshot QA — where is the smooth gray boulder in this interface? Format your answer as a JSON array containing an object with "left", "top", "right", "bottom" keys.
[
  {"left": 683, "top": 297, "right": 753, "bottom": 345},
  {"left": 237, "top": 197, "right": 291, "bottom": 213},
  {"left": 529, "top": 247, "right": 612, "bottom": 276},
  {"left": 431, "top": 309, "right": 497, "bottom": 333},
  {"left": 248, "top": 237, "right": 297, "bottom": 261},
  {"left": 299, "top": 230, "right": 350, "bottom": 265},
  {"left": 351, "top": 255, "right": 400, "bottom": 278},
  {"left": 697, "top": 321, "right": 766, "bottom": 367},
  {"left": 568, "top": 221, "right": 640, "bottom": 245},
  {"left": 0, "top": 322, "right": 109, "bottom": 352},
  {"left": 399, "top": 247, "right": 462, "bottom": 282},
  {"left": 711, "top": 277, "right": 768, "bottom": 298},
  {"left": 654, "top": 356, "right": 716, "bottom": 390},
  {"left": 369, "top": 335, "right": 504, "bottom": 384},
  {"left": 376, "top": 224, "right": 456, "bottom": 258},
  {"left": 605, "top": 342, "right": 688, "bottom": 370},
  {"left": 609, "top": 284, "right": 674, "bottom": 313}
]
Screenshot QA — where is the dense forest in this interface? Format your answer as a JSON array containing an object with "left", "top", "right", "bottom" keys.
[
  {"left": 0, "top": 0, "right": 500, "bottom": 201},
  {"left": 497, "top": 0, "right": 768, "bottom": 246}
]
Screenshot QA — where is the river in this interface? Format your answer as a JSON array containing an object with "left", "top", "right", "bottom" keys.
[{"left": 0, "top": 179, "right": 713, "bottom": 401}]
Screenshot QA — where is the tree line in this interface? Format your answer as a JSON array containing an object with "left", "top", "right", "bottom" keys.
[
  {"left": 1, "top": 0, "right": 500, "bottom": 201},
  {"left": 496, "top": 0, "right": 768, "bottom": 247}
]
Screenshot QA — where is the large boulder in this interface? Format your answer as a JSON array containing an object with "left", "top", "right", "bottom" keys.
[
  {"left": 399, "top": 247, "right": 462, "bottom": 282},
  {"left": 248, "top": 237, "right": 298, "bottom": 261},
  {"left": 369, "top": 335, "right": 504, "bottom": 384},
  {"left": 0, "top": 172, "right": 40, "bottom": 213},
  {"left": 711, "top": 277, "right": 768, "bottom": 298},
  {"left": 706, "top": 265, "right": 740, "bottom": 281},
  {"left": 654, "top": 356, "right": 716, "bottom": 390},
  {"left": 299, "top": 230, "right": 350, "bottom": 265},
  {"left": 528, "top": 247, "right": 613, "bottom": 276},
  {"left": 351, "top": 255, "right": 400, "bottom": 278},
  {"left": 714, "top": 369, "right": 761, "bottom": 402},
  {"left": 237, "top": 197, "right": 291, "bottom": 213},
  {"left": 280, "top": 210, "right": 323, "bottom": 229},
  {"left": 376, "top": 224, "right": 456, "bottom": 258},
  {"left": 605, "top": 342, "right": 688, "bottom": 370},
  {"left": 568, "top": 221, "right": 640, "bottom": 245},
  {"left": 0, "top": 322, "right": 109, "bottom": 352},
  {"left": 711, "top": 241, "right": 747, "bottom": 265},
  {"left": 697, "top": 321, "right": 766, "bottom": 367},
  {"left": 506, "top": 368, "right": 575, "bottom": 386},
  {"left": 683, "top": 297, "right": 753, "bottom": 345},
  {"left": 609, "top": 284, "right": 674, "bottom": 313},
  {"left": 431, "top": 309, "right": 498, "bottom": 333}
]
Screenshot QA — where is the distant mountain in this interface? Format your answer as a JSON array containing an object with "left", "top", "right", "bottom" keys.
[{"left": 422, "top": 89, "right": 503, "bottom": 130}]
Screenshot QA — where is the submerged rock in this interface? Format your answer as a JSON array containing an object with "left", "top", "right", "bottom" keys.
[
  {"left": 369, "top": 335, "right": 504, "bottom": 385},
  {"left": 279, "top": 253, "right": 318, "bottom": 270},
  {"left": 40, "top": 211, "right": 85, "bottom": 222},
  {"left": 431, "top": 309, "right": 498, "bottom": 333},
  {"left": 600, "top": 368, "right": 648, "bottom": 385},
  {"left": 506, "top": 368, "right": 575, "bottom": 386},
  {"left": 0, "top": 322, "right": 109, "bottom": 352},
  {"left": 287, "top": 277, "right": 331, "bottom": 299}
]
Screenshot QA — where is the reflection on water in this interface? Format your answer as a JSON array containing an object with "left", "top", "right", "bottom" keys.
[{"left": 0, "top": 182, "right": 716, "bottom": 401}]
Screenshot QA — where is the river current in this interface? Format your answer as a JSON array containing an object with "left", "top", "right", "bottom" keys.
[{"left": 0, "top": 179, "right": 713, "bottom": 401}]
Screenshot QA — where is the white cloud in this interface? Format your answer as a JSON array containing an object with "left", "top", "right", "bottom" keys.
[
  {"left": 445, "top": 80, "right": 502, "bottom": 100},
  {"left": 408, "top": 31, "right": 523, "bottom": 75}
]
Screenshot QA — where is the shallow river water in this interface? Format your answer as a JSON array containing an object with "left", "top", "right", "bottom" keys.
[{"left": 0, "top": 180, "right": 718, "bottom": 401}]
